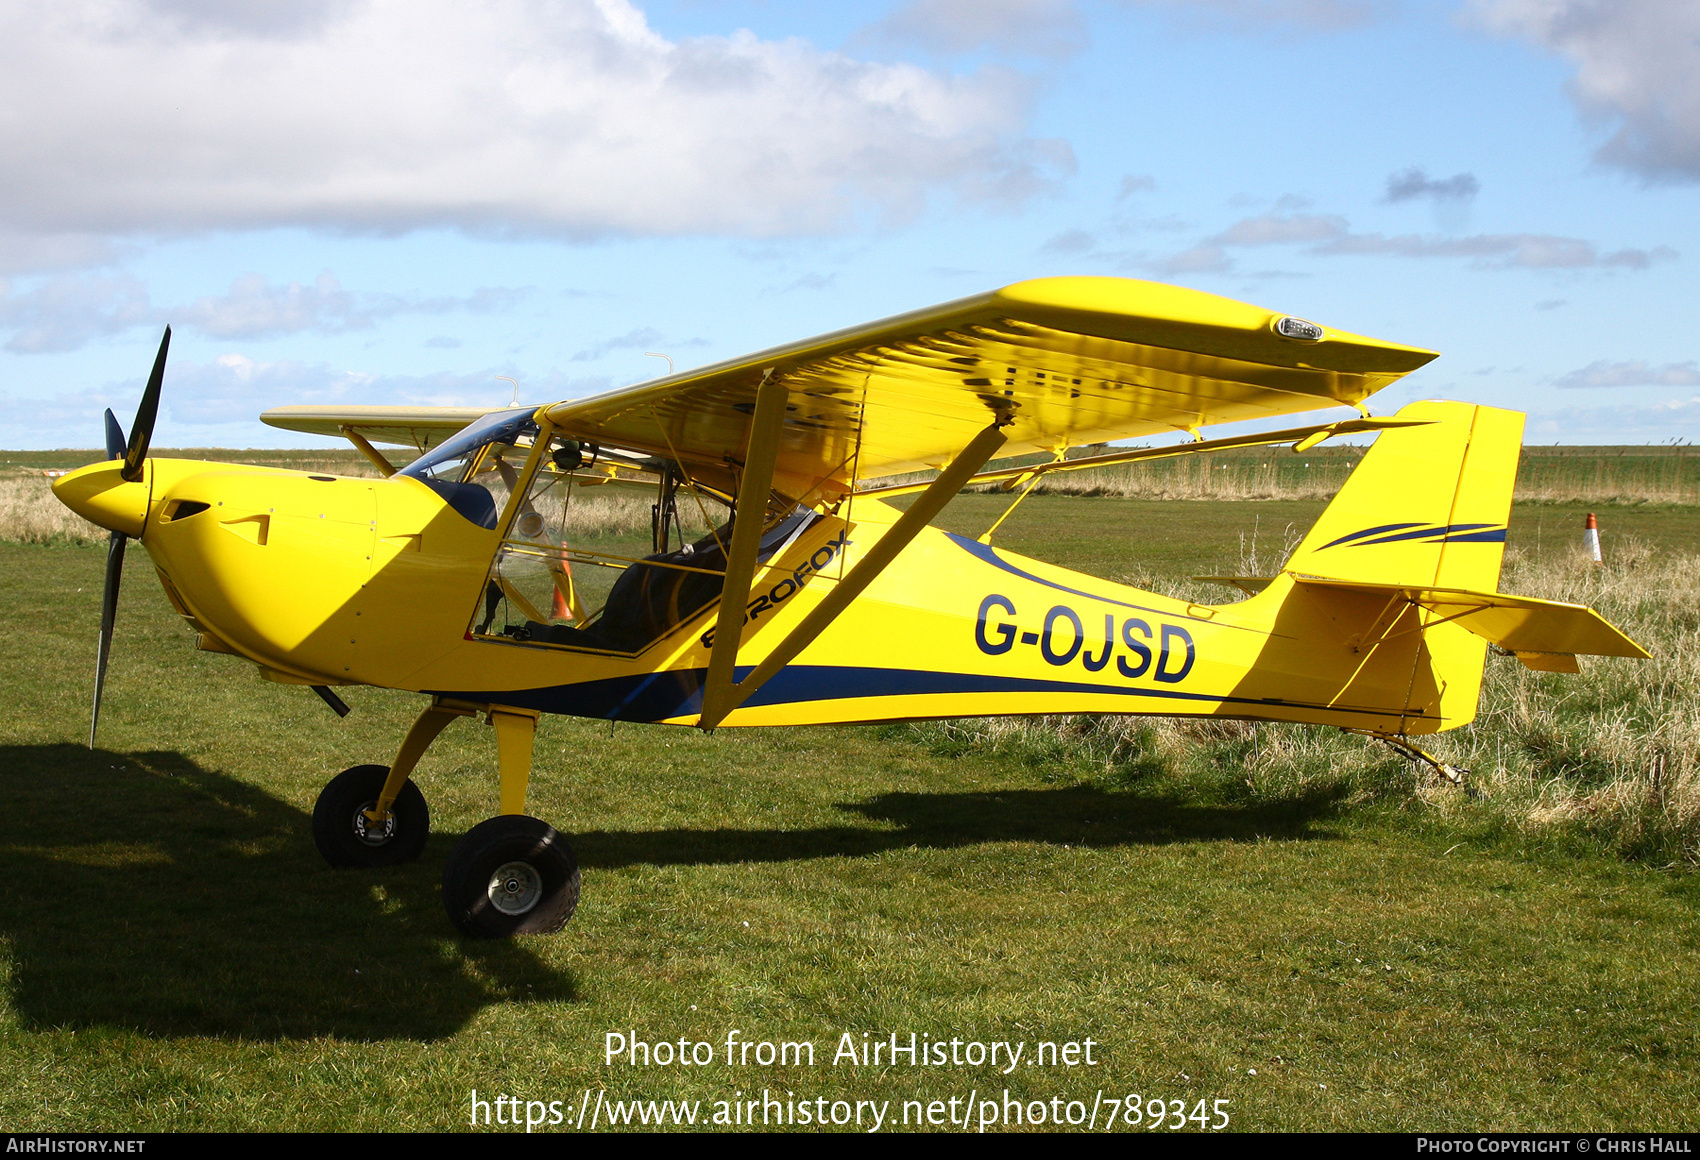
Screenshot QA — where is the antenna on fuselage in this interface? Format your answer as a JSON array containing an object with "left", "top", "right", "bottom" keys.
[
  {"left": 644, "top": 352, "right": 674, "bottom": 377},
  {"left": 495, "top": 375, "right": 520, "bottom": 406}
]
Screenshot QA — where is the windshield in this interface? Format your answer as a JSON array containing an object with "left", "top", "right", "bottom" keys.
[{"left": 398, "top": 408, "right": 537, "bottom": 482}]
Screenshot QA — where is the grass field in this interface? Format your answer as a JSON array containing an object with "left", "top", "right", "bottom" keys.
[{"left": 2, "top": 458, "right": 1699, "bottom": 1132}]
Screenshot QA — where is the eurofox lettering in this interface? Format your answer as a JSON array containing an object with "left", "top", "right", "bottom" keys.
[
  {"left": 700, "top": 532, "right": 851, "bottom": 647},
  {"left": 974, "top": 594, "right": 1195, "bottom": 683}
]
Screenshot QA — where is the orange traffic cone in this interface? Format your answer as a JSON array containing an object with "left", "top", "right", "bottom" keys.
[
  {"left": 550, "top": 559, "right": 574, "bottom": 621},
  {"left": 1583, "top": 512, "right": 1603, "bottom": 565}
]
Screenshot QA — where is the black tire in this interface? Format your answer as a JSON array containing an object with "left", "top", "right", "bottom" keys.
[
  {"left": 442, "top": 815, "right": 580, "bottom": 938},
  {"left": 312, "top": 764, "right": 430, "bottom": 868}
]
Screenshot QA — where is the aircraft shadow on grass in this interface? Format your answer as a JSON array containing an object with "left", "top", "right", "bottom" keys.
[
  {"left": 0, "top": 744, "right": 575, "bottom": 1042},
  {"left": 571, "top": 782, "right": 1346, "bottom": 870},
  {"left": 0, "top": 745, "right": 1341, "bottom": 1041}
]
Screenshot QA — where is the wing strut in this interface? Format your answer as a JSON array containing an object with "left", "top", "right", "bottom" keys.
[
  {"left": 699, "top": 410, "right": 1011, "bottom": 730},
  {"left": 701, "top": 371, "right": 790, "bottom": 727},
  {"left": 340, "top": 426, "right": 397, "bottom": 476}
]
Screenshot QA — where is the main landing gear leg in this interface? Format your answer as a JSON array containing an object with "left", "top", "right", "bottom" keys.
[
  {"left": 491, "top": 707, "right": 538, "bottom": 815},
  {"left": 311, "top": 696, "right": 477, "bottom": 869},
  {"left": 442, "top": 704, "right": 581, "bottom": 939},
  {"left": 376, "top": 698, "right": 480, "bottom": 817}
]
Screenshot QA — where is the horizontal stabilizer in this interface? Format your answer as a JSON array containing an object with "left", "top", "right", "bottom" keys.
[{"left": 1292, "top": 576, "right": 1651, "bottom": 663}]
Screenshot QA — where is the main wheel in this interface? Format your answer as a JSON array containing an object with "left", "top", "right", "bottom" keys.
[
  {"left": 442, "top": 815, "right": 580, "bottom": 938},
  {"left": 312, "top": 764, "right": 430, "bottom": 868}
]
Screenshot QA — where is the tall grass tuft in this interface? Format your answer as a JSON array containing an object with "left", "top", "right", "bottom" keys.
[
  {"left": 863, "top": 445, "right": 1700, "bottom": 505},
  {"left": 0, "top": 477, "right": 105, "bottom": 544},
  {"left": 1036, "top": 451, "right": 1700, "bottom": 505},
  {"left": 898, "top": 544, "right": 1700, "bottom": 867},
  {"left": 559, "top": 492, "right": 655, "bottom": 538},
  {"left": 1030, "top": 454, "right": 1352, "bottom": 501}
]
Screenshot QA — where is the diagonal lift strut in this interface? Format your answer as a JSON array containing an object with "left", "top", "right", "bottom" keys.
[{"left": 698, "top": 375, "right": 1010, "bottom": 729}]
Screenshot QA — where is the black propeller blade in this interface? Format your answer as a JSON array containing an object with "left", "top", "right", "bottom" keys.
[
  {"left": 121, "top": 326, "right": 168, "bottom": 483},
  {"left": 90, "top": 530, "right": 126, "bottom": 749},
  {"left": 103, "top": 409, "right": 127, "bottom": 461},
  {"left": 91, "top": 324, "right": 170, "bottom": 747}
]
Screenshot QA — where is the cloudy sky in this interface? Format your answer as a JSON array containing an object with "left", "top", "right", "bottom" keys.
[{"left": 1, "top": 0, "right": 1696, "bottom": 448}]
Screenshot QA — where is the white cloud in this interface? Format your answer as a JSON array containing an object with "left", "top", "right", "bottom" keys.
[
  {"left": 571, "top": 327, "right": 665, "bottom": 362},
  {"left": 1159, "top": 210, "right": 1676, "bottom": 271},
  {"left": 863, "top": 0, "right": 1084, "bottom": 57},
  {"left": 0, "top": 275, "right": 153, "bottom": 353},
  {"left": 1382, "top": 168, "right": 1480, "bottom": 202},
  {"left": 164, "top": 355, "right": 516, "bottom": 424},
  {"left": 1554, "top": 360, "right": 1700, "bottom": 389},
  {"left": 1314, "top": 231, "right": 1674, "bottom": 269},
  {"left": 0, "top": 354, "right": 610, "bottom": 436},
  {"left": 177, "top": 274, "right": 530, "bottom": 340},
  {"left": 1208, "top": 213, "right": 1348, "bottom": 245},
  {"left": 177, "top": 274, "right": 375, "bottom": 340},
  {"left": 1471, "top": 0, "right": 1700, "bottom": 182},
  {"left": 768, "top": 272, "right": 837, "bottom": 294},
  {"left": 1129, "top": 0, "right": 1397, "bottom": 33},
  {"left": 1116, "top": 174, "right": 1157, "bottom": 198},
  {"left": 1042, "top": 228, "right": 1098, "bottom": 254},
  {"left": 1525, "top": 396, "right": 1700, "bottom": 442},
  {"left": 0, "top": 0, "right": 1063, "bottom": 247},
  {"left": 0, "top": 271, "right": 530, "bottom": 351},
  {"left": 138, "top": 0, "right": 358, "bottom": 40},
  {"left": 1151, "top": 244, "right": 1231, "bottom": 274},
  {"left": 0, "top": 232, "right": 133, "bottom": 277}
]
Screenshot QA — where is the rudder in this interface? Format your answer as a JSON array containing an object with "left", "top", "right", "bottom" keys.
[{"left": 1285, "top": 400, "right": 1523, "bottom": 592}]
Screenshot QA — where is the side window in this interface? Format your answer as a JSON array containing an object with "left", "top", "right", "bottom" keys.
[{"left": 473, "top": 437, "right": 760, "bottom": 654}]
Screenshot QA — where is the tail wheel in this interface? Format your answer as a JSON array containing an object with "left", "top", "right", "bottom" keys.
[
  {"left": 442, "top": 815, "right": 580, "bottom": 938},
  {"left": 312, "top": 764, "right": 430, "bottom": 868}
]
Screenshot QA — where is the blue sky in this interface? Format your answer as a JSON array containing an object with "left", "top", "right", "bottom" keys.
[{"left": 1, "top": 0, "right": 1696, "bottom": 448}]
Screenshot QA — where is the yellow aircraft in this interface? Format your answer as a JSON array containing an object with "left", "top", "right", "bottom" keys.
[{"left": 52, "top": 276, "right": 1648, "bottom": 938}]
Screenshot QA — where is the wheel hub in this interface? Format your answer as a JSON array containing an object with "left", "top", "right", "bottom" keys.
[
  {"left": 488, "top": 860, "right": 542, "bottom": 915},
  {"left": 352, "top": 801, "right": 395, "bottom": 847}
]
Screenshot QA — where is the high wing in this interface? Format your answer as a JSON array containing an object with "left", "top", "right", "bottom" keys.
[
  {"left": 260, "top": 405, "right": 506, "bottom": 453},
  {"left": 257, "top": 277, "right": 1436, "bottom": 495},
  {"left": 543, "top": 276, "right": 1438, "bottom": 498}
]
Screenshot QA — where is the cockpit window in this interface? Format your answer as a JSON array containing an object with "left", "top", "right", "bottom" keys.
[
  {"left": 470, "top": 433, "right": 822, "bottom": 655},
  {"left": 399, "top": 408, "right": 537, "bottom": 529},
  {"left": 398, "top": 408, "right": 537, "bottom": 483}
]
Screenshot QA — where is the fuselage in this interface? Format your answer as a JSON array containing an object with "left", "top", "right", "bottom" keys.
[{"left": 55, "top": 456, "right": 1479, "bottom": 735}]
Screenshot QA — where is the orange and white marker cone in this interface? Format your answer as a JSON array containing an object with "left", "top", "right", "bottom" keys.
[
  {"left": 1583, "top": 512, "right": 1603, "bottom": 564},
  {"left": 550, "top": 559, "right": 575, "bottom": 621}
]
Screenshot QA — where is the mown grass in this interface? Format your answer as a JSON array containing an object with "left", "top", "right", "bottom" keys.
[{"left": 3, "top": 481, "right": 1700, "bottom": 1132}]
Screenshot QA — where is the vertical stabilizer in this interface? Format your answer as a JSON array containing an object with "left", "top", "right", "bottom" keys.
[{"left": 1285, "top": 400, "right": 1524, "bottom": 592}]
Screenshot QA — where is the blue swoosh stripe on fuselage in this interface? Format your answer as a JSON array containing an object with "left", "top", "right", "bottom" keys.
[{"left": 429, "top": 665, "right": 1432, "bottom": 725}]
